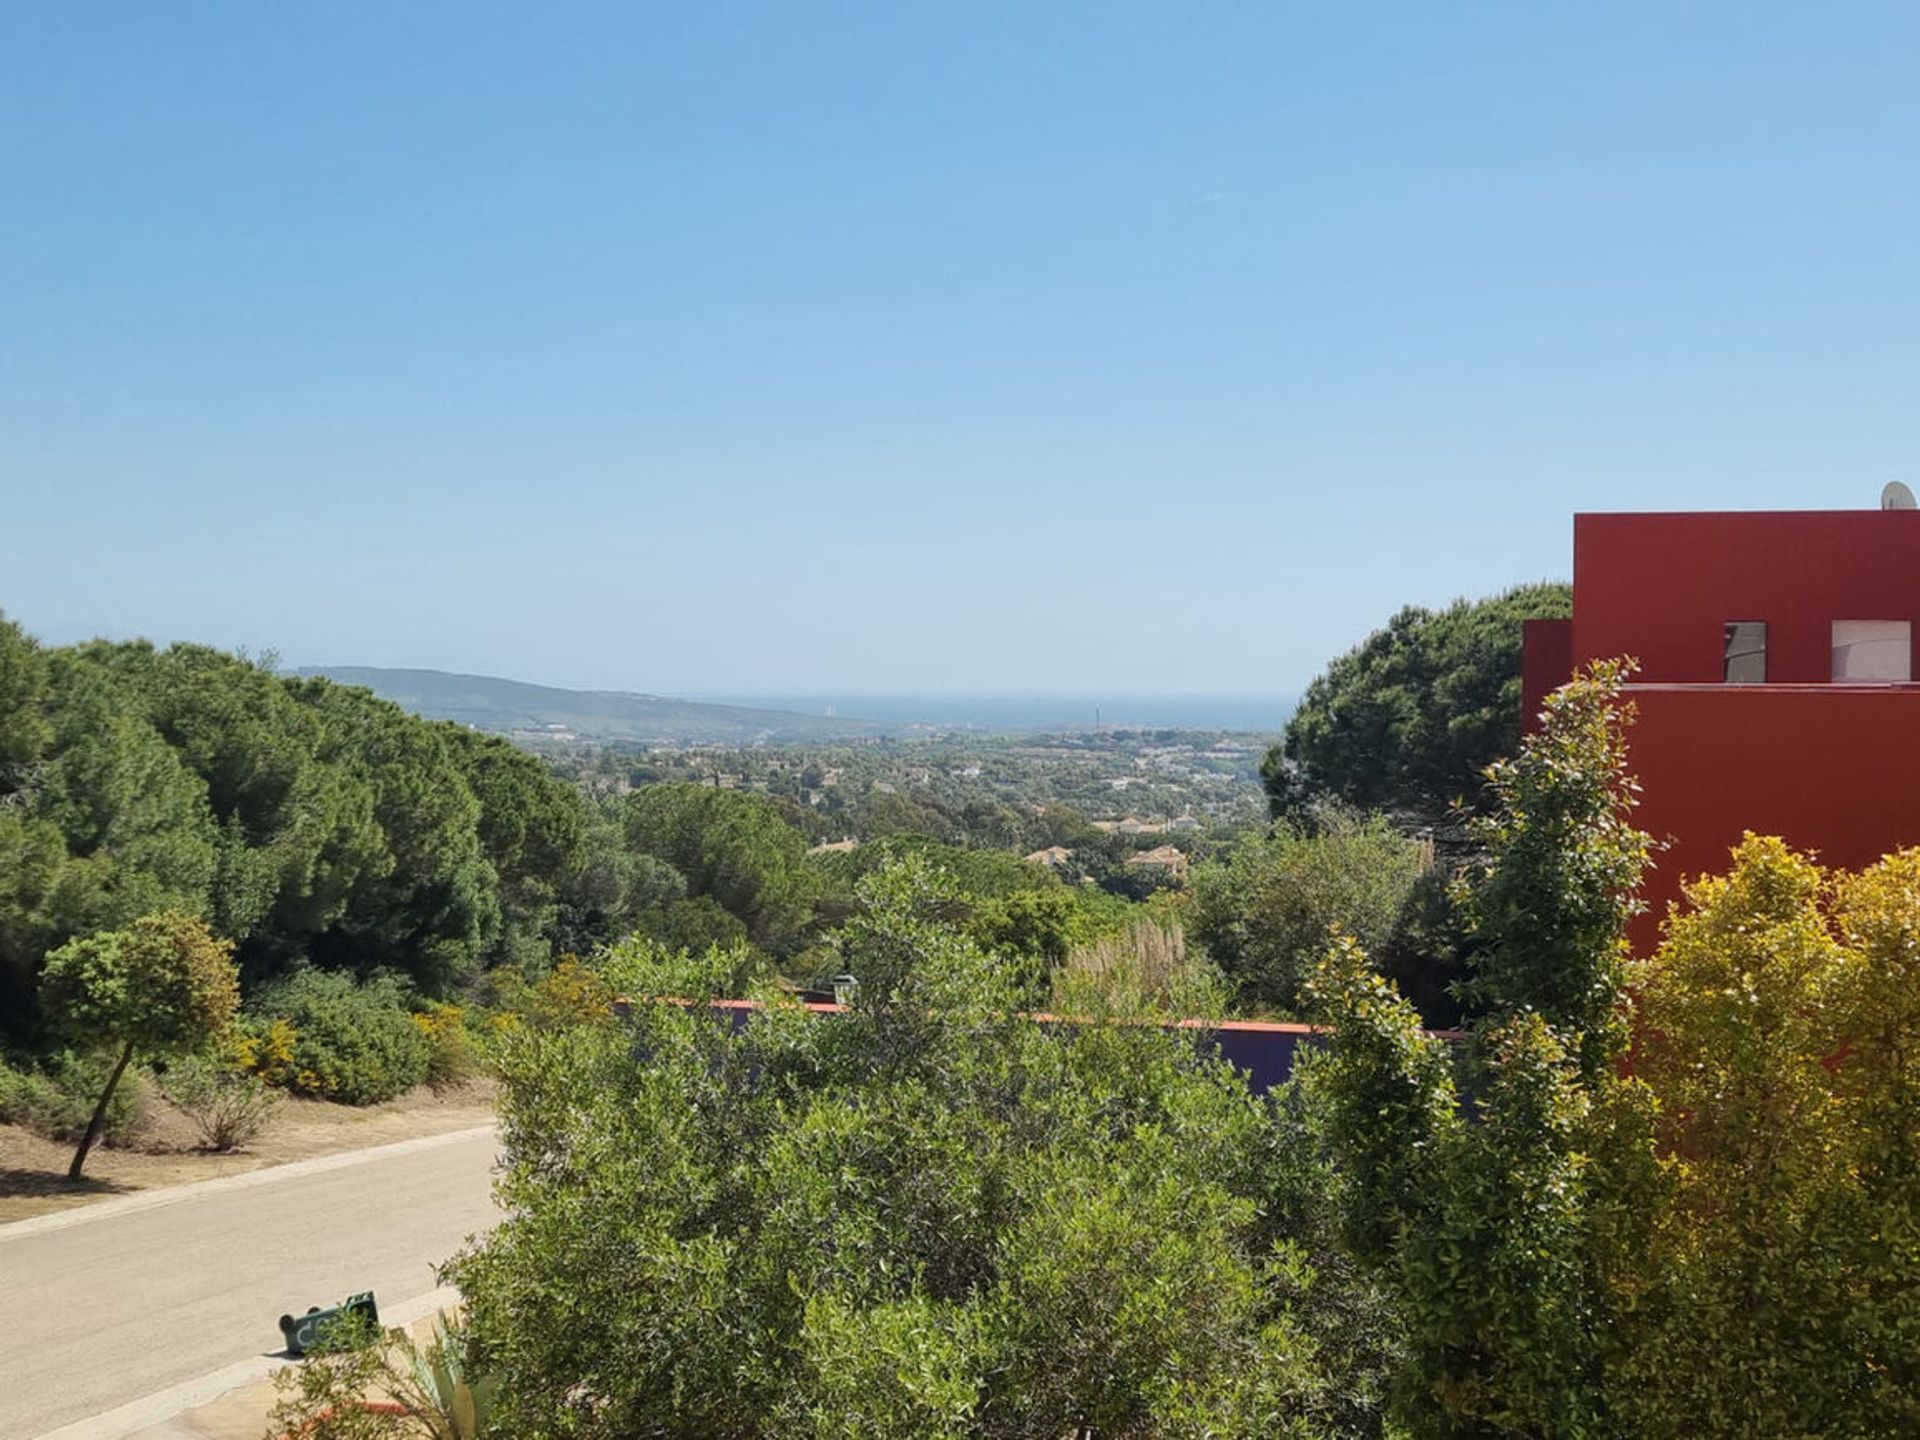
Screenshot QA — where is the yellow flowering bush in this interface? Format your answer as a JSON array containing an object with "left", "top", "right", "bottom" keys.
[
  {"left": 412, "top": 1002, "right": 479, "bottom": 1088},
  {"left": 484, "top": 957, "right": 615, "bottom": 1034},
  {"left": 222, "top": 1015, "right": 299, "bottom": 1087}
]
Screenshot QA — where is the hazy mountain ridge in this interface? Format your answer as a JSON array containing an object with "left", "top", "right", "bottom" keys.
[{"left": 294, "top": 666, "right": 888, "bottom": 744}]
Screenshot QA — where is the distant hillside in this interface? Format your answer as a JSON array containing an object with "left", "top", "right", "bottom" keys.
[{"left": 294, "top": 667, "right": 888, "bottom": 745}]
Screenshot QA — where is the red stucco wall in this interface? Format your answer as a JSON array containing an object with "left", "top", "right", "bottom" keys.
[
  {"left": 1521, "top": 510, "right": 1920, "bottom": 949},
  {"left": 1521, "top": 618, "right": 1572, "bottom": 732},
  {"left": 1624, "top": 684, "right": 1920, "bottom": 949},
  {"left": 1572, "top": 510, "right": 1920, "bottom": 682}
]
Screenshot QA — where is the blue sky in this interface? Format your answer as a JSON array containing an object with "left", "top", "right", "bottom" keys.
[{"left": 7, "top": 3, "right": 1920, "bottom": 694}]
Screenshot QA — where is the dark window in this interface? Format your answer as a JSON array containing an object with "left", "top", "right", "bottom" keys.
[{"left": 1724, "top": 621, "right": 1767, "bottom": 683}]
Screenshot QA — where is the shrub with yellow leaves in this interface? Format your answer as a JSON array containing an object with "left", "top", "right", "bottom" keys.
[{"left": 1617, "top": 835, "right": 1920, "bottom": 1434}]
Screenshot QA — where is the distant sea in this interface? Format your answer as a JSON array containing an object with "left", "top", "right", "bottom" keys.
[{"left": 681, "top": 694, "right": 1299, "bottom": 734}]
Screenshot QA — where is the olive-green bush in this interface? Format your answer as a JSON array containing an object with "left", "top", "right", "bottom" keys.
[
  {"left": 445, "top": 860, "right": 1401, "bottom": 1438},
  {"left": 250, "top": 970, "right": 430, "bottom": 1105},
  {"left": 0, "top": 1051, "right": 150, "bottom": 1146},
  {"left": 1189, "top": 808, "right": 1429, "bottom": 1017}
]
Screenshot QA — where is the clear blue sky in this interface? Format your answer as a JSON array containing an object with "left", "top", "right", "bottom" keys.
[{"left": 7, "top": 4, "right": 1920, "bottom": 694}]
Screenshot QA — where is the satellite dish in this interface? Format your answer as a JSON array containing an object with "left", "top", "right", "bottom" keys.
[{"left": 1883, "top": 481, "right": 1917, "bottom": 510}]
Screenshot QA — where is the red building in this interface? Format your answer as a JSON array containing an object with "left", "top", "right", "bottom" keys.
[{"left": 1523, "top": 506, "right": 1920, "bottom": 949}]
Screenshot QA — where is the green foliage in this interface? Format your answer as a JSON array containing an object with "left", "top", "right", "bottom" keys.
[
  {"left": 1190, "top": 808, "right": 1430, "bottom": 1017},
  {"left": 968, "top": 887, "right": 1083, "bottom": 975},
  {"left": 632, "top": 895, "right": 751, "bottom": 957},
  {"left": 819, "top": 833, "right": 1058, "bottom": 902},
  {"left": 251, "top": 970, "right": 431, "bottom": 1105},
  {"left": 793, "top": 1292, "right": 986, "bottom": 1439},
  {"left": 33, "top": 651, "right": 221, "bottom": 946},
  {"left": 161, "top": 1053, "right": 281, "bottom": 1151},
  {"left": 137, "top": 643, "right": 375, "bottom": 956},
  {"left": 298, "top": 682, "right": 501, "bottom": 996},
  {"left": 1267, "top": 582, "right": 1570, "bottom": 820},
  {"left": 40, "top": 911, "right": 240, "bottom": 1056},
  {"left": 1457, "top": 658, "right": 1650, "bottom": 1077},
  {"left": 0, "top": 811, "right": 71, "bottom": 1041},
  {"left": 1309, "top": 673, "right": 1920, "bottom": 1436},
  {"left": 595, "top": 929, "right": 768, "bottom": 1008},
  {"left": 445, "top": 858, "right": 1397, "bottom": 1438},
  {"left": 552, "top": 810, "right": 686, "bottom": 955},
  {"left": 625, "top": 783, "right": 818, "bottom": 951},
  {"left": 1300, "top": 938, "right": 1459, "bottom": 1270},
  {"left": 1610, "top": 836, "right": 1920, "bottom": 1435},
  {"left": 0, "top": 611, "right": 51, "bottom": 794},
  {"left": 0, "top": 1051, "right": 151, "bottom": 1146},
  {"left": 0, "top": 627, "right": 600, "bottom": 1023},
  {"left": 39, "top": 910, "right": 238, "bottom": 1176},
  {"left": 443, "top": 727, "right": 587, "bottom": 972},
  {"left": 1306, "top": 662, "right": 1650, "bottom": 1435},
  {"left": 820, "top": 834, "right": 1130, "bottom": 987}
]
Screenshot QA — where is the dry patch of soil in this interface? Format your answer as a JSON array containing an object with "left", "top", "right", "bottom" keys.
[{"left": 0, "top": 1080, "right": 497, "bottom": 1224}]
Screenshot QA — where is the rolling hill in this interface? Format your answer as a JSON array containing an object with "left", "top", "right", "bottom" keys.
[{"left": 294, "top": 667, "right": 887, "bottom": 745}]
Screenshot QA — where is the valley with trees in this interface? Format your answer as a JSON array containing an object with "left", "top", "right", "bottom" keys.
[{"left": 5, "top": 589, "right": 1917, "bottom": 1437}]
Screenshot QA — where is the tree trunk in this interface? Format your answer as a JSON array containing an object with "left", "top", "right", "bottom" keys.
[{"left": 68, "top": 1040, "right": 135, "bottom": 1181}]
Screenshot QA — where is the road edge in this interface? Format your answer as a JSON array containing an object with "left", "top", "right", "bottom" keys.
[
  {"left": 0, "top": 1125, "right": 498, "bottom": 1245},
  {"left": 28, "top": 1285, "right": 465, "bottom": 1440}
]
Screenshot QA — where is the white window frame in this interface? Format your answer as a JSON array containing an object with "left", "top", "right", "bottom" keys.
[{"left": 1831, "top": 619, "right": 1912, "bottom": 683}]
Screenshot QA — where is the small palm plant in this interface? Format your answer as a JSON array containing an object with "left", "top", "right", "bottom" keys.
[
  {"left": 408, "top": 1311, "right": 497, "bottom": 1440},
  {"left": 268, "top": 1309, "right": 494, "bottom": 1440}
]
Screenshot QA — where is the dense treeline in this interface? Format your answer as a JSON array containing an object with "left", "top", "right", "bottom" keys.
[
  {"left": 1, "top": 613, "right": 1162, "bottom": 1050},
  {"left": 1264, "top": 582, "right": 1570, "bottom": 822},
  {"left": 0, "top": 616, "right": 589, "bottom": 1036},
  {"left": 3, "top": 584, "right": 1569, "bottom": 1059}
]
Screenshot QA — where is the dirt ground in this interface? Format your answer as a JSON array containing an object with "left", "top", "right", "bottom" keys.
[{"left": 0, "top": 1080, "right": 497, "bottom": 1224}]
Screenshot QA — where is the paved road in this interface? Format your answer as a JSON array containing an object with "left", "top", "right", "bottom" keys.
[{"left": 0, "top": 1127, "right": 499, "bottom": 1439}]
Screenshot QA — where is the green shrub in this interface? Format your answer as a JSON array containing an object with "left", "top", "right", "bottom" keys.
[
  {"left": 223, "top": 1014, "right": 299, "bottom": 1086},
  {"left": 0, "top": 1052, "right": 150, "bottom": 1146},
  {"left": 412, "top": 1002, "right": 479, "bottom": 1090},
  {"left": 162, "top": 1054, "right": 282, "bottom": 1151},
  {"left": 446, "top": 860, "right": 1398, "bottom": 1437},
  {"left": 250, "top": 971, "right": 431, "bottom": 1105},
  {"left": 1189, "top": 807, "right": 1429, "bottom": 1016},
  {"left": 631, "top": 896, "right": 750, "bottom": 958},
  {"left": 1612, "top": 836, "right": 1920, "bottom": 1433},
  {"left": 480, "top": 957, "right": 618, "bottom": 1034}
]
